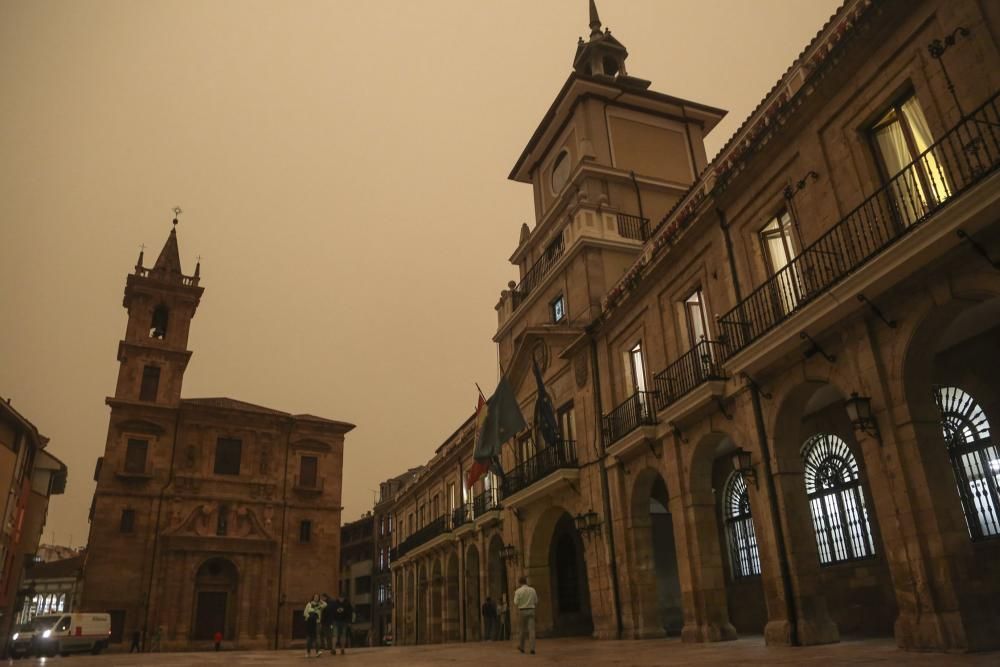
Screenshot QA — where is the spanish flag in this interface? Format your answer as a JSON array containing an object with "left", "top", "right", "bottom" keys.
[{"left": 466, "top": 392, "right": 490, "bottom": 488}]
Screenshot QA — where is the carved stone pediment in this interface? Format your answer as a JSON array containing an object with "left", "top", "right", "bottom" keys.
[{"left": 164, "top": 503, "right": 274, "bottom": 542}]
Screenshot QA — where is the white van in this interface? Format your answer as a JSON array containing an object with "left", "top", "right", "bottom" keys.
[{"left": 12, "top": 612, "right": 111, "bottom": 657}]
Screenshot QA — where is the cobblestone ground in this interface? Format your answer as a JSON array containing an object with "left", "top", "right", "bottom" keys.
[{"left": 9, "top": 637, "right": 997, "bottom": 666}]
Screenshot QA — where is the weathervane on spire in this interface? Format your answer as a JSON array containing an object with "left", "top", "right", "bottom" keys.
[{"left": 172, "top": 206, "right": 183, "bottom": 226}]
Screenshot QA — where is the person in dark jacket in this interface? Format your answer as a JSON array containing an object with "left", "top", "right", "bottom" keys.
[
  {"left": 129, "top": 629, "right": 141, "bottom": 653},
  {"left": 320, "top": 593, "right": 335, "bottom": 651},
  {"left": 481, "top": 597, "right": 497, "bottom": 640},
  {"left": 332, "top": 595, "right": 353, "bottom": 655}
]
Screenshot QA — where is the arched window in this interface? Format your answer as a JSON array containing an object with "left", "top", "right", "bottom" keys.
[
  {"left": 935, "top": 386, "right": 999, "bottom": 540},
  {"left": 802, "top": 434, "right": 875, "bottom": 564},
  {"left": 723, "top": 471, "right": 761, "bottom": 578},
  {"left": 150, "top": 304, "right": 169, "bottom": 339}
]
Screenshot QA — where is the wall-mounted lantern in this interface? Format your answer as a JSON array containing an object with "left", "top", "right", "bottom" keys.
[
  {"left": 845, "top": 392, "right": 879, "bottom": 437},
  {"left": 573, "top": 509, "right": 602, "bottom": 536},
  {"left": 731, "top": 448, "right": 757, "bottom": 488}
]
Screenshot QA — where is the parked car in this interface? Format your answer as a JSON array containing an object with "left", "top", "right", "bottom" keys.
[{"left": 11, "top": 613, "right": 111, "bottom": 657}]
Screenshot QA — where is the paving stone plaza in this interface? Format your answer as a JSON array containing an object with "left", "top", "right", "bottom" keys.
[{"left": 12, "top": 639, "right": 1000, "bottom": 666}]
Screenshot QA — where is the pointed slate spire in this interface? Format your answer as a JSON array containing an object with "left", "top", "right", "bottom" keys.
[
  {"left": 152, "top": 216, "right": 183, "bottom": 276},
  {"left": 589, "top": 0, "right": 602, "bottom": 38}
]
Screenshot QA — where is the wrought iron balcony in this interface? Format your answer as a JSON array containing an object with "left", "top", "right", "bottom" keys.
[
  {"left": 502, "top": 441, "right": 578, "bottom": 498},
  {"left": 719, "top": 91, "right": 1000, "bottom": 358},
  {"left": 653, "top": 340, "right": 727, "bottom": 410},
  {"left": 395, "top": 515, "right": 449, "bottom": 558},
  {"left": 616, "top": 213, "right": 651, "bottom": 241},
  {"left": 451, "top": 503, "right": 473, "bottom": 528},
  {"left": 472, "top": 489, "right": 501, "bottom": 517},
  {"left": 514, "top": 235, "right": 565, "bottom": 304},
  {"left": 602, "top": 391, "right": 658, "bottom": 447}
]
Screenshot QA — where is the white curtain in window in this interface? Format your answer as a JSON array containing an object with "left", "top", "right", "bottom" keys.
[
  {"left": 902, "top": 97, "right": 952, "bottom": 201},
  {"left": 874, "top": 114, "right": 925, "bottom": 225}
]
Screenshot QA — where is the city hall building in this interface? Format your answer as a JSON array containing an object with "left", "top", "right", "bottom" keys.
[
  {"left": 385, "top": 0, "right": 1000, "bottom": 653},
  {"left": 81, "top": 222, "right": 354, "bottom": 650}
]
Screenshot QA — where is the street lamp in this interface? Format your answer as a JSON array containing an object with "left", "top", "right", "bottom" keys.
[
  {"left": 573, "top": 509, "right": 601, "bottom": 535},
  {"left": 731, "top": 448, "right": 757, "bottom": 488},
  {"left": 845, "top": 392, "right": 879, "bottom": 437},
  {"left": 499, "top": 544, "right": 517, "bottom": 562}
]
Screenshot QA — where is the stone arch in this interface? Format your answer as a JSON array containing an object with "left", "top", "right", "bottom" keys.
[
  {"left": 891, "top": 286, "right": 1000, "bottom": 649},
  {"left": 626, "top": 466, "right": 683, "bottom": 638},
  {"left": 444, "top": 550, "right": 460, "bottom": 641},
  {"left": 525, "top": 505, "right": 592, "bottom": 638},
  {"left": 767, "top": 378, "right": 896, "bottom": 642},
  {"left": 464, "top": 544, "right": 481, "bottom": 641},
  {"left": 430, "top": 558, "right": 443, "bottom": 643},
  {"left": 192, "top": 557, "right": 238, "bottom": 641},
  {"left": 487, "top": 534, "right": 508, "bottom": 610}
]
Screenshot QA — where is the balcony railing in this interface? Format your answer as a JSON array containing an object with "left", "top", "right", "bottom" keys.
[
  {"left": 616, "top": 213, "right": 651, "bottom": 241},
  {"left": 653, "top": 340, "right": 727, "bottom": 410},
  {"left": 451, "top": 503, "right": 473, "bottom": 528},
  {"left": 603, "top": 391, "right": 658, "bottom": 447},
  {"left": 719, "top": 91, "right": 1000, "bottom": 357},
  {"left": 514, "top": 235, "right": 565, "bottom": 304},
  {"left": 396, "top": 515, "right": 449, "bottom": 558},
  {"left": 502, "top": 441, "right": 578, "bottom": 498},
  {"left": 472, "top": 489, "right": 501, "bottom": 517}
]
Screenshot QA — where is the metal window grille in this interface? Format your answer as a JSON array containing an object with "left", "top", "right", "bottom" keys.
[
  {"left": 802, "top": 434, "right": 875, "bottom": 565},
  {"left": 723, "top": 472, "right": 761, "bottom": 578}
]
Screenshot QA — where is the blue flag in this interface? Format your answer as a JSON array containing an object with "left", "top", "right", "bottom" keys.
[{"left": 532, "top": 359, "right": 561, "bottom": 448}]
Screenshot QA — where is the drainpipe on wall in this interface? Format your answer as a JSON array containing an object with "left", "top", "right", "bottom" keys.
[
  {"left": 142, "top": 407, "right": 182, "bottom": 651},
  {"left": 748, "top": 385, "right": 799, "bottom": 646},
  {"left": 589, "top": 330, "right": 624, "bottom": 640},
  {"left": 717, "top": 207, "right": 743, "bottom": 302}
]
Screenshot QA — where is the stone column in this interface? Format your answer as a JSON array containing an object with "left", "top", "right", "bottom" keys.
[{"left": 675, "top": 487, "right": 737, "bottom": 642}]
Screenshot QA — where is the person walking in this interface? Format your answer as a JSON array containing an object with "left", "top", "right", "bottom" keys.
[
  {"left": 481, "top": 596, "right": 497, "bottom": 640},
  {"left": 128, "top": 629, "right": 141, "bottom": 653},
  {"left": 497, "top": 594, "right": 509, "bottom": 641},
  {"left": 303, "top": 593, "right": 327, "bottom": 658},
  {"left": 513, "top": 576, "right": 538, "bottom": 655},
  {"left": 332, "top": 595, "right": 354, "bottom": 655},
  {"left": 320, "top": 593, "right": 335, "bottom": 652}
]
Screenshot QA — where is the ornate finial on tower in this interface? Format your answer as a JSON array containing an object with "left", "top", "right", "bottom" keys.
[
  {"left": 172, "top": 206, "right": 182, "bottom": 226},
  {"left": 589, "top": 0, "right": 602, "bottom": 38},
  {"left": 194, "top": 255, "right": 201, "bottom": 280},
  {"left": 135, "top": 243, "right": 146, "bottom": 272}
]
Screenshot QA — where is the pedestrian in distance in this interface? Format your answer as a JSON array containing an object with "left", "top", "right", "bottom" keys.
[
  {"left": 129, "top": 629, "right": 141, "bottom": 653},
  {"left": 304, "top": 593, "right": 327, "bottom": 658},
  {"left": 213, "top": 630, "right": 222, "bottom": 652},
  {"left": 514, "top": 576, "right": 538, "bottom": 655},
  {"left": 497, "top": 594, "right": 509, "bottom": 641},
  {"left": 320, "top": 593, "right": 335, "bottom": 652},
  {"left": 332, "top": 594, "right": 353, "bottom": 655},
  {"left": 482, "top": 596, "right": 498, "bottom": 640}
]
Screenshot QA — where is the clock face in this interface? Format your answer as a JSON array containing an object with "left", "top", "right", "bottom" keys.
[{"left": 551, "top": 149, "right": 571, "bottom": 194}]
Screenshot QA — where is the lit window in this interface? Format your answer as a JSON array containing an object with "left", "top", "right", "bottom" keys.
[
  {"left": 683, "top": 290, "right": 709, "bottom": 346},
  {"left": 551, "top": 295, "right": 566, "bottom": 323},
  {"left": 802, "top": 434, "right": 875, "bottom": 564},
  {"left": 723, "top": 472, "right": 761, "bottom": 578},
  {"left": 871, "top": 94, "right": 951, "bottom": 226},
  {"left": 760, "top": 211, "right": 800, "bottom": 314},
  {"left": 935, "top": 386, "right": 999, "bottom": 540}
]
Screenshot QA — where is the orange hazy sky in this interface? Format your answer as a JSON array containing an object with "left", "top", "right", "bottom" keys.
[{"left": 0, "top": 0, "right": 841, "bottom": 547}]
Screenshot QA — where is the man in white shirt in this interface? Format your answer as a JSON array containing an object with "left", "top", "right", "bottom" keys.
[{"left": 512, "top": 575, "right": 538, "bottom": 654}]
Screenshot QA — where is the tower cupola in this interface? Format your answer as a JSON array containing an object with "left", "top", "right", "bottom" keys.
[{"left": 573, "top": 0, "right": 630, "bottom": 79}]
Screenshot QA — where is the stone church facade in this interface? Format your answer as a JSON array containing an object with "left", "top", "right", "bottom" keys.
[
  {"left": 387, "top": 0, "right": 1000, "bottom": 654},
  {"left": 81, "top": 221, "right": 354, "bottom": 650}
]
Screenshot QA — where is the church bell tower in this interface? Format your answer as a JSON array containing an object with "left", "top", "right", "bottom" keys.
[{"left": 113, "top": 213, "right": 203, "bottom": 407}]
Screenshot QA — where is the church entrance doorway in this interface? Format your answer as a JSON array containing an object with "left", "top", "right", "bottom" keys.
[{"left": 192, "top": 558, "right": 238, "bottom": 640}]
